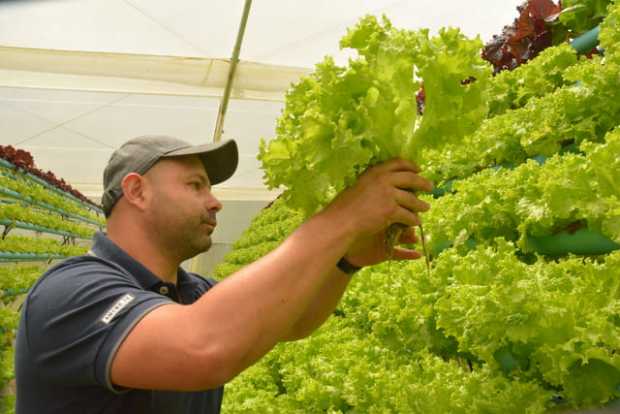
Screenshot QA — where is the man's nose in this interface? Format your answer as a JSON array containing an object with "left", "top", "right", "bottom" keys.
[{"left": 206, "top": 192, "right": 223, "bottom": 212}]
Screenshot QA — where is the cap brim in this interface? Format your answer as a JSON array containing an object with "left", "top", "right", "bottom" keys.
[{"left": 165, "top": 139, "right": 238, "bottom": 185}]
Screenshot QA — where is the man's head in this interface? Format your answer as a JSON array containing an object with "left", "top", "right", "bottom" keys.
[
  {"left": 102, "top": 135, "right": 237, "bottom": 216},
  {"left": 102, "top": 135, "right": 238, "bottom": 260}
]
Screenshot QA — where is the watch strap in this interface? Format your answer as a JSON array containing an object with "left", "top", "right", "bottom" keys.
[{"left": 337, "top": 256, "right": 362, "bottom": 275}]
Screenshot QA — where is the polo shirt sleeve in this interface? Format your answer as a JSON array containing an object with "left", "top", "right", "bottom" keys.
[{"left": 21, "top": 257, "right": 173, "bottom": 393}]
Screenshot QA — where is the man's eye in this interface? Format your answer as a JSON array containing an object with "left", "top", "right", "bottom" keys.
[{"left": 189, "top": 182, "right": 201, "bottom": 190}]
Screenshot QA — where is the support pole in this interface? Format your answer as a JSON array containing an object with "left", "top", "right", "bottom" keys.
[{"left": 213, "top": 0, "right": 252, "bottom": 142}]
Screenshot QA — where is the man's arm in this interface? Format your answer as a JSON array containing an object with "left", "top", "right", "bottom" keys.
[
  {"left": 109, "top": 159, "right": 432, "bottom": 391},
  {"left": 281, "top": 226, "right": 421, "bottom": 341},
  {"left": 279, "top": 267, "right": 350, "bottom": 341}
]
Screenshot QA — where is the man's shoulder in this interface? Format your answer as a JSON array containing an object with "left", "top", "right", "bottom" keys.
[
  {"left": 185, "top": 272, "right": 219, "bottom": 288},
  {"left": 29, "top": 254, "right": 139, "bottom": 301}
]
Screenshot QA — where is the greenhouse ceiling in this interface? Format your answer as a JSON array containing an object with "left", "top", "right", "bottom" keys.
[{"left": 0, "top": 0, "right": 522, "bottom": 201}]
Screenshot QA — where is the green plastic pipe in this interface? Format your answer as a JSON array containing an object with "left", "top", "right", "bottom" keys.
[
  {"left": 526, "top": 228, "right": 620, "bottom": 256},
  {"left": 571, "top": 26, "right": 601, "bottom": 54},
  {"left": 431, "top": 229, "right": 619, "bottom": 258},
  {"left": 0, "top": 219, "right": 91, "bottom": 240},
  {"left": 0, "top": 252, "right": 66, "bottom": 262}
]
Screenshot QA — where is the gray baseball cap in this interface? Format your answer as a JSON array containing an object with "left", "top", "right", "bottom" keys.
[{"left": 102, "top": 135, "right": 238, "bottom": 216}]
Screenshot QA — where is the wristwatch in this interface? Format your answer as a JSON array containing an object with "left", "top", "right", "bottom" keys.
[{"left": 337, "top": 256, "right": 362, "bottom": 275}]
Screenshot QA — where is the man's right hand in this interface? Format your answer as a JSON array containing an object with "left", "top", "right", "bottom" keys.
[{"left": 323, "top": 158, "right": 433, "bottom": 266}]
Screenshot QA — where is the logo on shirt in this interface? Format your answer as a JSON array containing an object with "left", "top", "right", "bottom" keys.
[{"left": 101, "top": 293, "right": 135, "bottom": 324}]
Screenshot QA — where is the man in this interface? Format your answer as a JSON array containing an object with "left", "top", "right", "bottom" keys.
[{"left": 15, "top": 135, "right": 432, "bottom": 413}]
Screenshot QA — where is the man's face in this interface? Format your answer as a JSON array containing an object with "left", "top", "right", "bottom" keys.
[{"left": 142, "top": 156, "right": 223, "bottom": 261}]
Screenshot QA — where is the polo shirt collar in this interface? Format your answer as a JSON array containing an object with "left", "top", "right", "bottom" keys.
[{"left": 90, "top": 231, "right": 194, "bottom": 290}]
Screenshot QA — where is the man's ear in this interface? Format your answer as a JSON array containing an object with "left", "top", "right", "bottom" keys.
[{"left": 120, "top": 172, "right": 149, "bottom": 212}]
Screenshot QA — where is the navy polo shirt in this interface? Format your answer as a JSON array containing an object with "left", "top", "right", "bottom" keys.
[{"left": 15, "top": 232, "right": 224, "bottom": 414}]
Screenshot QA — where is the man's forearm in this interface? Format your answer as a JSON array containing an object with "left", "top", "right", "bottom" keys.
[
  {"left": 187, "top": 209, "right": 355, "bottom": 383},
  {"left": 280, "top": 267, "right": 351, "bottom": 341}
]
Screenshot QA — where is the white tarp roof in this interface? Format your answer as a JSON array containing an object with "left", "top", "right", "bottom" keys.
[{"left": 0, "top": 0, "right": 522, "bottom": 201}]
